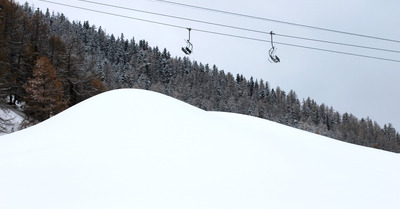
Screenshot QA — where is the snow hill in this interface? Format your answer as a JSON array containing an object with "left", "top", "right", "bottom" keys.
[
  {"left": 1, "top": 89, "right": 399, "bottom": 209},
  {"left": 0, "top": 106, "right": 25, "bottom": 136}
]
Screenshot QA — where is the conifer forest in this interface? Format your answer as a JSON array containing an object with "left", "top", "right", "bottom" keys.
[{"left": 0, "top": 0, "right": 399, "bottom": 152}]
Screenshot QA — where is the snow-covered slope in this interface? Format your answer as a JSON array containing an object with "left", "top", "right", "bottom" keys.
[
  {"left": 0, "top": 106, "right": 25, "bottom": 136},
  {"left": 1, "top": 89, "right": 399, "bottom": 209}
]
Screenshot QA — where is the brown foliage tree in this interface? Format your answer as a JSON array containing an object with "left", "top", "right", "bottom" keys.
[{"left": 23, "top": 56, "right": 68, "bottom": 121}]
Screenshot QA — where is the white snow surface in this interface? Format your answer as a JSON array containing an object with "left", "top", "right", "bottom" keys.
[
  {"left": 1, "top": 89, "right": 399, "bottom": 209},
  {"left": 0, "top": 107, "right": 24, "bottom": 136}
]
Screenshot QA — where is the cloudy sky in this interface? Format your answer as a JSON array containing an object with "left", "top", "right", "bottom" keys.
[{"left": 19, "top": 0, "right": 400, "bottom": 130}]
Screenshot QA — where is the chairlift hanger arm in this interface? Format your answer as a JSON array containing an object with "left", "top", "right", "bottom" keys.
[
  {"left": 187, "top": 28, "right": 191, "bottom": 41},
  {"left": 270, "top": 31, "right": 276, "bottom": 48}
]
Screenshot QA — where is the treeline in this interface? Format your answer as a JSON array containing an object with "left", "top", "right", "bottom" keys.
[
  {"left": 0, "top": 0, "right": 399, "bottom": 152},
  {"left": 0, "top": 0, "right": 105, "bottom": 115}
]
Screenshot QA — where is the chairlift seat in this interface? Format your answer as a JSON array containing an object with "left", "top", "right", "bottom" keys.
[
  {"left": 182, "top": 40, "right": 193, "bottom": 55},
  {"left": 182, "top": 47, "right": 189, "bottom": 55},
  {"left": 185, "top": 47, "right": 192, "bottom": 54},
  {"left": 269, "top": 55, "right": 280, "bottom": 63},
  {"left": 268, "top": 47, "right": 280, "bottom": 63}
]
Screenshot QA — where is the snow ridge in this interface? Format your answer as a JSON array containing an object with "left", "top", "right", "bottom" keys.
[{"left": 1, "top": 89, "right": 399, "bottom": 209}]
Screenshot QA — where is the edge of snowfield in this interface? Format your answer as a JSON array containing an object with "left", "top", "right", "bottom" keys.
[
  {"left": 1, "top": 89, "right": 399, "bottom": 209},
  {"left": 0, "top": 106, "right": 25, "bottom": 136}
]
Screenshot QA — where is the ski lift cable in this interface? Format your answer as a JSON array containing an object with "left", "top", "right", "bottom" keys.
[
  {"left": 194, "top": 29, "right": 400, "bottom": 63},
  {"left": 37, "top": 0, "right": 400, "bottom": 63},
  {"left": 275, "top": 34, "right": 400, "bottom": 54},
  {"left": 150, "top": 0, "right": 400, "bottom": 44},
  {"left": 39, "top": 0, "right": 187, "bottom": 30},
  {"left": 73, "top": 0, "right": 400, "bottom": 54}
]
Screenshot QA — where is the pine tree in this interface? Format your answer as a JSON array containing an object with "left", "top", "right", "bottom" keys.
[{"left": 23, "top": 56, "right": 68, "bottom": 121}]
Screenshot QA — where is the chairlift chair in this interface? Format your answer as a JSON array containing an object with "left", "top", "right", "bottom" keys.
[
  {"left": 269, "top": 47, "right": 280, "bottom": 63},
  {"left": 268, "top": 31, "right": 280, "bottom": 63},
  {"left": 182, "top": 41, "right": 193, "bottom": 55},
  {"left": 182, "top": 28, "right": 193, "bottom": 55}
]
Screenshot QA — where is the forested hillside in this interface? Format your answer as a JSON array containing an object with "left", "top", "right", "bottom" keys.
[{"left": 1, "top": 0, "right": 399, "bottom": 152}]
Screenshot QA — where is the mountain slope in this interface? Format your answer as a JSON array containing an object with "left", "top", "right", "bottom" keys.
[
  {"left": 1, "top": 89, "right": 399, "bottom": 209},
  {"left": 0, "top": 105, "right": 25, "bottom": 135}
]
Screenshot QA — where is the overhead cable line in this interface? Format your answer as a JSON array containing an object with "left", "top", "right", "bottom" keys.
[
  {"left": 275, "top": 34, "right": 400, "bottom": 54},
  {"left": 75, "top": 0, "right": 400, "bottom": 54},
  {"left": 40, "top": 0, "right": 186, "bottom": 29},
  {"left": 75, "top": 0, "right": 266, "bottom": 35},
  {"left": 151, "top": 0, "right": 400, "bottom": 44},
  {"left": 38, "top": 0, "right": 400, "bottom": 63},
  {"left": 194, "top": 29, "right": 400, "bottom": 63}
]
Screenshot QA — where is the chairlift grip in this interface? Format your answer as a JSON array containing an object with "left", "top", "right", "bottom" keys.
[
  {"left": 187, "top": 28, "right": 192, "bottom": 41},
  {"left": 270, "top": 31, "right": 275, "bottom": 48}
]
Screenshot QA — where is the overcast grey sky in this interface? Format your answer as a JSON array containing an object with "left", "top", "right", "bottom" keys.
[{"left": 21, "top": 0, "right": 400, "bottom": 130}]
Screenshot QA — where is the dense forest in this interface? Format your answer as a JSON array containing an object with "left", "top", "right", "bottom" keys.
[{"left": 1, "top": 0, "right": 399, "bottom": 152}]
